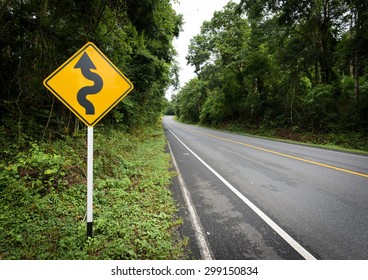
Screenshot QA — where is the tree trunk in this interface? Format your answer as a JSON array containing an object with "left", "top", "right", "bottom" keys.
[{"left": 354, "top": 51, "right": 359, "bottom": 101}]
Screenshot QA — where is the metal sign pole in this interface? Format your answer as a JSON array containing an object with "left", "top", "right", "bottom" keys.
[{"left": 87, "top": 126, "right": 94, "bottom": 238}]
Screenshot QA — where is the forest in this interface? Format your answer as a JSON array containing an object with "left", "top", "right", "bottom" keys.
[
  {"left": 0, "top": 0, "right": 182, "bottom": 143},
  {"left": 0, "top": 0, "right": 186, "bottom": 259},
  {"left": 173, "top": 0, "right": 368, "bottom": 151}
]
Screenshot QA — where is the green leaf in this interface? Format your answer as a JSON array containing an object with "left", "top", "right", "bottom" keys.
[{"left": 44, "top": 168, "right": 57, "bottom": 175}]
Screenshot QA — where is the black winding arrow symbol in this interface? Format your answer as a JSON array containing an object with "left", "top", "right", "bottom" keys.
[{"left": 74, "top": 52, "right": 103, "bottom": 115}]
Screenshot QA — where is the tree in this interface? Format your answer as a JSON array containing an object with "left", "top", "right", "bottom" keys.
[
  {"left": 175, "top": 78, "right": 205, "bottom": 123},
  {"left": 0, "top": 0, "right": 182, "bottom": 148},
  {"left": 240, "top": 0, "right": 348, "bottom": 85},
  {"left": 176, "top": 0, "right": 368, "bottom": 135}
]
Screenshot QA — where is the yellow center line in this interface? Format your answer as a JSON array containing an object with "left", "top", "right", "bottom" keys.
[{"left": 177, "top": 124, "right": 368, "bottom": 179}]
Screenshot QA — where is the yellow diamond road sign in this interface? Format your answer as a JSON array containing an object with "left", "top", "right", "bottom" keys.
[{"left": 43, "top": 42, "right": 134, "bottom": 126}]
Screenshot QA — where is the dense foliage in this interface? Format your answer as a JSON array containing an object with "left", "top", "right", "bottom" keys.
[
  {"left": 174, "top": 1, "right": 368, "bottom": 149},
  {"left": 0, "top": 0, "right": 182, "bottom": 146},
  {"left": 0, "top": 0, "right": 185, "bottom": 259},
  {"left": 0, "top": 124, "right": 186, "bottom": 259}
]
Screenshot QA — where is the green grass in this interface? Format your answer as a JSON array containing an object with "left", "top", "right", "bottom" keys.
[
  {"left": 222, "top": 126, "right": 368, "bottom": 155},
  {"left": 0, "top": 123, "right": 186, "bottom": 259},
  {"left": 176, "top": 117, "right": 368, "bottom": 155}
]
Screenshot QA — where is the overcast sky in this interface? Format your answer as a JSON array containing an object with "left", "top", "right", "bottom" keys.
[{"left": 166, "top": 0, "right": 239, "bottom": 99}]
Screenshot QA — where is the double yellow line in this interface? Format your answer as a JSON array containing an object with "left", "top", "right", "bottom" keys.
[{"left": 178, "top": 124, "right": 368, "bottom": 179}]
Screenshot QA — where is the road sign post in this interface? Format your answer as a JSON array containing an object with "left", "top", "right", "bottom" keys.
[
  {"left": 87, "top": 126, "right": 94, "bottom": 238},
  {"left": 43, "top": 42, "right": 134, "bottom": 238}
]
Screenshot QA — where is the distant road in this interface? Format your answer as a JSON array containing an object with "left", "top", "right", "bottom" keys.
[{"left": 163, "top": 116, "right": 368, "bottom": 259}]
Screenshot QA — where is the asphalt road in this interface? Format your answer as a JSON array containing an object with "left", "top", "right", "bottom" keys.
[{"left": 163, "top": 116, "right": 368, "bottom": 260}]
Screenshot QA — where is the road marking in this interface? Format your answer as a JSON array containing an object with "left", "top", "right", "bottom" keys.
[
  {"left": 165, "top": 124, "right": 317, "bottom": 260},
  {"left": 167, "top": 140, "right": 213, "bottom": 260},
  {"left": 177, "top": 124, "right": 368, "bottom": 179}
]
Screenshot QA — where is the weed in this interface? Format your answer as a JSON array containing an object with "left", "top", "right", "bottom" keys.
[{"left": 0, "top": 124, "right": 186, "bottom": 259}]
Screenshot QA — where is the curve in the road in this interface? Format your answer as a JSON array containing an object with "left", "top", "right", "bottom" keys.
[{"left": 176, "top": 124, "right": 368, "bottom": 179}]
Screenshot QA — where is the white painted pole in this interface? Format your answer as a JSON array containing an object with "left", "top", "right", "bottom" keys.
[{"left": 87, "top": 126, "right": 94, "bottom": 238}]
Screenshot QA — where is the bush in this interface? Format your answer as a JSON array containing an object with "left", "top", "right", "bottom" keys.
[
  {"left": 0, "top": 125, "right": 186, "bottom": 259},
  {"left": 0, "top": 143, "right": 75, "bottom": 195},
  {"left": 200, "top": 89, "right": 226, "bottom": 125}
]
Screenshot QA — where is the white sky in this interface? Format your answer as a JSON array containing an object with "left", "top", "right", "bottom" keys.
[{"left": 166, "top": 0, "right": 239, "bottom": 99}]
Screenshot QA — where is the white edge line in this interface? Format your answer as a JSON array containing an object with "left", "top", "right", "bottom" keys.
[
  {"left": 165, "top": 124, "right": 317, "bottom": 260},
  {"left": 167, "top": 138, "right": 213, "bottom": 260}
]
